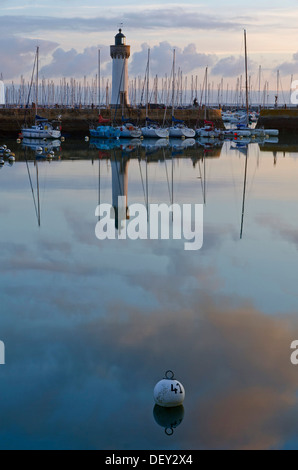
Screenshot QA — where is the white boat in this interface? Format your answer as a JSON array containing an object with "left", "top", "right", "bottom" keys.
[
  {"left": 250, "top": 128, "right": 279, "bottom": 137},
  {"left": 22, "top": 117, "right": 61, "bottom": 139},
  {"left": 222, "top": 112, "right": 233, "bottom": 122},
  {"left": 117, "top": 123, "right": 142, "bottom": 138},
  {"left": 197, "top": 121, "right": 221, "bottom": 138},
  {"left": 223, "top": 128, "right": 251, "bottom": 137},
  {"left": 229, "top": 113, "right": 247, "bottom": 124},
  {"left": 141, "top": 126, "right": 169, "bottom": 139},
  {"left": 169, "top": 125, "right": 195, "bottom": 138}
]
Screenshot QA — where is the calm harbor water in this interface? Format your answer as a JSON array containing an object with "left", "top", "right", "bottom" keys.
[{"left": 1, "top": 135, "right": 298, "bottom": 450}]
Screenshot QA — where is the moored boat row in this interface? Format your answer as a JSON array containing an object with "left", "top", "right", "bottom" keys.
[{"left": 89, "top": 119, "right": 279, "bottom": 141}]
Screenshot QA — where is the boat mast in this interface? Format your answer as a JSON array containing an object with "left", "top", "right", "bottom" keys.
[
  {"left": 36, "top": 159, "right": 41, "bottom": 227},
  {"left": 146, "top": 48, "right": 150, "bottom": 121},
  {"left": 98, "top": 49, "right": 101, "bottom": 111},
  {"left": 258, "top": 65, "right": 261, "bottom": 108},
  {"left": 276, "top": 69, "right": 280, "bottom": 108},
  {"left": 244, "top": 30, "right": 249, "bottom": 124},
  {"left": 36, "top": 46, "right": 39, "bottom": 120},
  {"left": 240, "top": 30, "right": 250, "bottom": 239},
  {"left": 240, "top": 146, "right": 248, "bottom": 239},
  {"left": 172, "top": 49, "right": 176, "bottom": 122}
]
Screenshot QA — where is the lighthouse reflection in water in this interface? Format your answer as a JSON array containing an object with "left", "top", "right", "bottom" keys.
[{"left": 91, "top": 136, "right": 199, "bottom": 235}]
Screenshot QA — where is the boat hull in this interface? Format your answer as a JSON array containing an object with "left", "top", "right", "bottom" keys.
[
  {"left": 22, "top": 127, "right": 61, "bottom": 139},
  {"left": 90, "top": 126, "right": 121, "bottom": 139},
  {"left": 141, "top": 127, "right": 169, "bottom": 138},
  {"left": 169, "top": 127, "right": 196, "bottom": 138},
  {"left": 117, "top": 126, "right": 142, "bottom": 138}
]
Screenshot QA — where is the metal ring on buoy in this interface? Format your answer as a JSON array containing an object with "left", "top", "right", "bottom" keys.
[
  {"left": 165, "top": 370, "right": 175, "bottom": 380},
  {"left": 165, "top": 428, "right": 174, "bottom": 436}
]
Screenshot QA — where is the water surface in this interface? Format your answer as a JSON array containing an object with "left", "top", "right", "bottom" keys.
[{"left": 1, "top": 136, "right": 298, "bottom": 450}]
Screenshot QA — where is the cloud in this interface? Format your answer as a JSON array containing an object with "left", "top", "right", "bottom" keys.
[
  {"left": 0, "top": 11, "right": 242, "bottom": 36},
  {"left": 276, "top": 52, "right": 298, "bottom": 76},
  {"left": 38, "top": 40, "right": 216, "bottom": 79},
  {"left": 212, "top": 55, "right": 257, "bottom": 77},
  {"left": 40, "top": 45, "right": 111, "bottom": 78},
  {"left": 0, "top": 36, "right": 58, "bottom": 79},
  {"left": 129, "top": 41, "right": 217, "bottom": 77}
]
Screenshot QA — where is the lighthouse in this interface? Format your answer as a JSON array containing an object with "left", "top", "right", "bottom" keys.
[{"left": 110, "top": 29, "right": 131, "bottom": 107}]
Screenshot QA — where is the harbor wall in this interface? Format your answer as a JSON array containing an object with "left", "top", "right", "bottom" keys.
[
  {"left": 257, "top": 109, "right": 298, "bottom": 132},
  {"left": 0, "top": 107, "right": 223, "bottom": 138}
]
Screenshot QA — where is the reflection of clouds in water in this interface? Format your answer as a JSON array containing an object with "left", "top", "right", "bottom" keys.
[
  {"left": 2, "top": 143, "right": 298, "bottom": 449},
  {"left": 256, "top": 214, "right": 298, "bottom": 250},
  {"left": 64, "top": 210, "right": 100, "bottom": 248},
  {"left": 0, "top": 204, "right": 9, "bottom": 215},
  {"left": 1, "top": 236, "right": 298, "bottom": 449},
  {"left": 80, "top": 300, "right": 298, "bottom": 450}
]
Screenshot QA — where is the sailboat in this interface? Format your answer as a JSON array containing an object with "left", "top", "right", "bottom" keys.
[
  {"left": 21, "top": 47, "right": 62, "bottom": 139},
  {"left": 196, "top": 68, "right": 222, "bottom": 138},
  {"left": 225, "top": 32, "right": 278, "bottom": 139},
  {"left": 141, "top": 49, "right": 169, "bottom": 139},
  {"left": 169, "top": 50, "right": 195, "bottom": 139}
]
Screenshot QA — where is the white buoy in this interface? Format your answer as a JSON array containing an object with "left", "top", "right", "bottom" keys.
[
  {"left": 61, "top": 137, "right": 65, "bottom": 142},
  {"left": 85, "top": 136, "right": 89, "bottom": 142},
  {"left": 154, "top": 370, "right": 185, "bottom": 408}
]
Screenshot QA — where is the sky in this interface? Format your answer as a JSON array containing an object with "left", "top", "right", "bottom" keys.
[{"left": 0, "top": 0, "right": 298, "bottom": 89}]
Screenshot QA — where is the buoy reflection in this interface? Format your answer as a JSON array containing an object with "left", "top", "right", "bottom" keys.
[{"left": 153, "top": 404, "right": 184, "bottom": 436}]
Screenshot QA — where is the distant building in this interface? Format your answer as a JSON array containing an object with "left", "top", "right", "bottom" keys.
[
  {"left": 0, "top": 80, "right": 5, "bottom": 105},
  {"left": 110, "top": 29, "right": 131, "bottom": 107}
]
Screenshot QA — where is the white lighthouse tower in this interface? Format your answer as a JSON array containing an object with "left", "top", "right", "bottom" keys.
[{"left": 110, "top": 29, "right": 131, "bottom": 107}]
